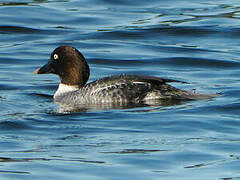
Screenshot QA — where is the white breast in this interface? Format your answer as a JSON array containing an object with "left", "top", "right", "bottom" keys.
[{"left": 54, "top": 83, "right": 79, "bottom": 99}]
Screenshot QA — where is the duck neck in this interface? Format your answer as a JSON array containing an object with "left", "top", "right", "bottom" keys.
[
  {"left": 54, "top": 83, "right": 80, "bottom": 99},
  {"left": 59, "top": 55, "right": 90, "bottom": 87}
]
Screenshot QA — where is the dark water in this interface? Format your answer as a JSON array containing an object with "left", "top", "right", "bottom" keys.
[{"left": 1, "top": 0, "right": 240, "bottom": 179}]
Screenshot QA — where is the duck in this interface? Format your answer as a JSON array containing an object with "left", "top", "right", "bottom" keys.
[{"left": 34, "top": 46, "right": 216, "bottom": 106}]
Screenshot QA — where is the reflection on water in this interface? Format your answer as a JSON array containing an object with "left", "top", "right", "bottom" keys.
[
  {"left": 56, "top": 98, "right": 185, "bottom": 113},
  {"left": 102, "top": 149, "right": 167, "bottom": 154}
]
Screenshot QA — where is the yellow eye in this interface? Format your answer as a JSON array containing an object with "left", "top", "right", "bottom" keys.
[{"left": 53, "top": 54, "right": 59, "bottom": 60}]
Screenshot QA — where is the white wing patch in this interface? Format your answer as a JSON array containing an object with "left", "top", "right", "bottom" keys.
[
  {"left": 90, "top": 81, "right": 150, "bottom": 95},
  {"left": 90, "top": 83, "right": 125, "bottom": 95},
  {"left": 133, "top": 81, "right": 148, "bottom": 85}
]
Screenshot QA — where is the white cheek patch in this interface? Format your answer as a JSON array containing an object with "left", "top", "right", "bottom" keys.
[{"left": 53, "top": 54, "right": 59, "bottom": 60}]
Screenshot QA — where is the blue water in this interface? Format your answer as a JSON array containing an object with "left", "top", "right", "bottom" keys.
[{"left": 1, "top": 0, "right": 240, "bottom": 179}]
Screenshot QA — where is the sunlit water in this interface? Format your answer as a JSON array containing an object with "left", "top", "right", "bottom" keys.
[{"left": 1, "top": 0, "right": 240, "bottom": 179}]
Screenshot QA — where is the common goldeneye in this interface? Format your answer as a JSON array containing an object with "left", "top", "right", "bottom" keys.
[{"left": 34, "top": 46, "right": 215, "bottom": 106}]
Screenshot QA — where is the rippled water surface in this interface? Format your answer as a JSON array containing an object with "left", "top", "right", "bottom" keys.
[{"left": 1, "top": 0, "right": 240, "bottom": 179}]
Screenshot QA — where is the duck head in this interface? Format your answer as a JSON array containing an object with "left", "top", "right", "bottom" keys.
[{"left": 34, "top": 46, "right": 90, "bottom": 87}]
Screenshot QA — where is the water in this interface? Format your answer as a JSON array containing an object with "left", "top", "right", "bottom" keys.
[{"left": 0, "top": 0, "right": 240, "bottom": 179}]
